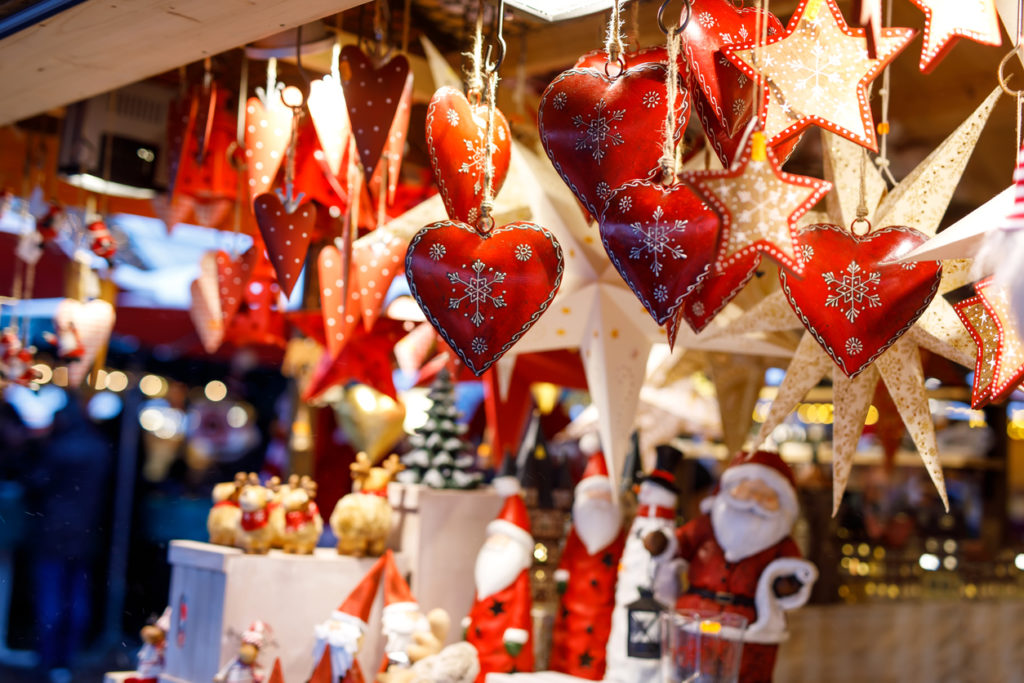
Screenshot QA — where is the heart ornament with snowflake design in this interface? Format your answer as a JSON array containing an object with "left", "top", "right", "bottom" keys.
[
  {"left": 405, "top": 221, "right": 564, "bottom": 376},
  {"left": 599, "top": 180, "right": 720, "bottom": 325},
  {"left": 780, "top": 224, "right": 942, "bottom": 378},
  {"left": 539, "top": 63, "right": 689, "bottom": 218},
  {"left": 426, "top": 86, "right": 512, "bottom": 224}
]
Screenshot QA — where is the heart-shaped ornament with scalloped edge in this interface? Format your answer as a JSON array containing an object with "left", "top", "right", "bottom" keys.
[
  {"left": 600, "top": 180, "right": 720, "bottom": 325},
  {"left": 780, "top": 224, "right": 942, "bottom": 378},
  {"left": 426, "top": 86, "right": 512, "bottom": 225},
  {"left": 539, "top": 64, "right": 689, "bottom": 218},
  {"left": 253, "top": 193, "right": 317, "bottom": 298},
  {"left": 406, "top": 221, "right": 564, "bottom": 376}
]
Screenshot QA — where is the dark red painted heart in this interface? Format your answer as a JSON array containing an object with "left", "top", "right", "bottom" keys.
[
  {"left": 253, "top": 193, "right": 317, "bottom": 298},
  {"left": 426, "top": 86, "right": 512, "bottom": 225},
  {"left": 599, "top": 180, "right": 719, "bottom": 325},
  {"left": 340, "top": 46, "right": 410, "bottom": 181},
  {"left": 539, "top": 64, "right": 689, "bottom": 218},
  {"left": 673, "top": 251, "right": 761, "bottom": 337},
  {"left": 405, "top": 221, "right": 564, "bottom": 376},
  {"left": 574, "top": 46, "right": 668, "bottom": 70},
  {"left": 216, "top": 247, "right": 257, "bottom": 325},
  {"left": 779, "top": 224, "right": 942, "bottom": 378}
]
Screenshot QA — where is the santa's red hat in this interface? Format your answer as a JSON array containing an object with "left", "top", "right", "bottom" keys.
[
  {"left": 486, "top": 477, "right": 533, "bottom": 553},
  {"left": 382, "top": 550, "right": 418, "bottom": 614},
  {"left": 717, "top": 450, "right": 798, "bottom": 520},
  {"left": 575, "top": 451, "right": 611, "bottom": 497},
  {"left": 332, "top": 553, "right": 386, "bottom": 631}
]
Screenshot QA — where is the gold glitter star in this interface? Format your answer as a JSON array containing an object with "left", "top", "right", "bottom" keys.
[
  {"left": 909, "top": 0, "right": 1001, "bottom": 73},
  {"left": 724, "top": 0, "right": 914, "bottom": 152}
]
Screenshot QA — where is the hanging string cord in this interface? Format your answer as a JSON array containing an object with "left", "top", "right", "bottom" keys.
[
  {"left": 466, "top": 1, "right": 485, "bottom": 99},
  {"left": 751, "top": 0, "right": 765, "bottom": 121},
  {"left": 606, "top": 0, "right": 626, "bottom": 66},
  {"left": 660, "top": 27, "right": 682, "bottom": 183},
  {"left": 479, "top": 70, "right": 499, "bottom": 231},
  {"left": 873, "top": 0, "right": 896, "bottom": 184},
  {"left": 857, "top": 148, "right": 869, "bottom": 220}
]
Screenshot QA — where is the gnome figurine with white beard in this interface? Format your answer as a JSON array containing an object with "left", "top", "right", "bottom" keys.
[
  {"left": 464, "top": 475, "right": 534, "bottom": 682},
  {"left": 605, "top": 446, "right": 682, "bottom": 683},
  {"left": 312, "top": 553, "right": 387, "bottom": 682},
  {"left": 549, "top": 437, "right": 625, "bottom": 680},
  {"left": 646, "top": 450, "right": 818, "bottom": 683},
  {"left": 379, "top": 549, "right": 444, "bottom": 672}
]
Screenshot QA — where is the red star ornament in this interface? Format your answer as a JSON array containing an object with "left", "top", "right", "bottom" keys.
[
  {"left": 722, "top": 0, "right": 914, "bottom": 153},
  {"left": 973, "top": 277, "right": 1024, "bottom": 404},
  {"left": 908, "top": 0, "right": 1001, "bottom": 73},
  {"left": 953, "top": 293, "right": 999, "bottom": 408},
  {"left": 303, "top": 318, "right": 406, "bottom": 402},
  {"left": 682, "top": 131, "right": 830, "bottom": 275}
]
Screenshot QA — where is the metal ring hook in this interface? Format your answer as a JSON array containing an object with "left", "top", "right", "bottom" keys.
[
  {"left": 998, "top": 44, "right": 1024, "bottom": 97},
  {"left": 287, "top": 25, "right": 311, "bottom": 112},
  {"left": 484, "top": 0, "right": 506, "bottom": 74},
  {"left": 658, "top": 0, "right": 692, "bottom": 36}
]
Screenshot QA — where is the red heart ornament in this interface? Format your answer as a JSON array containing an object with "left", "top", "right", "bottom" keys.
[
  {"left": 318, "top": 245, "right": 362, "bottom": 358},
  {"left": 426, "top": 86, "right": 512, "bottom": 225},
  {"left": 340, "top": 46, "right": 411, "bottom": 181},
  {"left": 780, "top": 224, "right": 942, "bottom": 378},
  {"left": 673, "top": 251, "right": 761, "bottom": 336},
  {"left": 253, "top": 193, "right": 317, "bottom": 298},
  {"left": 406, "top": 221, "right": 564, "bottom": 376},
  {"left": 599, "top": 180, "right": 720, "bottom": 325},
  {"left": 244, "top": 96, "right": 293, "bottom": 201},
  {"left": 216, "top": 248, "right": 256, "bottom": 326},
  {"left": 190, "top": 251, "right": 224, "bottom": 353},
  {"left": 353, "top": 234, "right": 406, "bottom": 330},
  {"left": 55, "top": 299, "right": 116, "bottom": 387},
  {"left": 539, "top": 64, "right": 689, "bottom": 218},
  {"left": 574, "top": 46, "right": 668, "bottom": 70},
  {"left": 369, "top": 72, "right": 413, "bottom": 205}
]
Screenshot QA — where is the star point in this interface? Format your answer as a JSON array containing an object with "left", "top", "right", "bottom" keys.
[{"left": 909, "top": 0, "right": 1001, "bottom": 73}]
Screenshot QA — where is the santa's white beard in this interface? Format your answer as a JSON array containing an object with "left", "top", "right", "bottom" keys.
[
  {"left": 711, "top": 494, "right": 790, "bottom": 562},
  {"left": 573, "top": 496, "right": 622, "bottom": 555},
  {"left": 382, "top": 609, "right": 429, "bottom": 660},
  {"left": 475, "top": 537, "right": 529, "bottom": 600}
]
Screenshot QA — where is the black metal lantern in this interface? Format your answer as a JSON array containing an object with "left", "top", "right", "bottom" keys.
[{"left": 626, "top": 587, "right": 666, "bottom": 659}]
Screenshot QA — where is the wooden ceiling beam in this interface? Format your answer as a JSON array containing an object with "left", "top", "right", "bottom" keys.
[{"left": 0, "top": 0, "right": 369, "bottom": 126}]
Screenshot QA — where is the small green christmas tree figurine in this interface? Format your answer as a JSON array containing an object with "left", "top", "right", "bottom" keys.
[{"left": 399, "top": 368, "right": 481, "bottom": 489}]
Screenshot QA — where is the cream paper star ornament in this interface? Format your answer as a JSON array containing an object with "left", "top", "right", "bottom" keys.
[
  {"left": 685, "top": 131, "right": 831, "bottom": 275},
  {"left": 723, "top": 0, "right": 914, "bottom": 152},
  {"left": 909, "top": 0, "right": 1002, "bottom": 73},
  {"left": 707, "top": 87, "right": 1001, "bottom": 514}
]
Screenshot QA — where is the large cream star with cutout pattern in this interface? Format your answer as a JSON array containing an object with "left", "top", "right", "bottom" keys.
[
  {"left": 909, "top": 0, "right": 1001, "bottom": 73},
  {"left": 684, "top": 131, "right": 831, "bottom": 275},
  {"left": 723, "top": 0, "right": 914, "bottom": 152},
  {"left": 706, "top": 87, "right": 1001, "bottom": 514}
]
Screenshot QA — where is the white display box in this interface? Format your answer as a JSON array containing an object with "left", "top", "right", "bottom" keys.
[
  {"left": 388, "top": 483, "right": 503, "bottom": 645},
  {"left": 160, "top": 541, "right": 406, "bottom": 683},
  {"left": 486, "top": 673, "right": 590, "bottom": 682}
]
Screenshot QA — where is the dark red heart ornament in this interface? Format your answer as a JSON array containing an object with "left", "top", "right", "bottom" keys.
[
  {"left": 340, "top": 45, "right": 411, "bottom": 181},
  {"left": 779, "top": 224, "right": 942, "bottom": 378},
  {"left": 539, "top": 64, "right": 689, "bottom": 218},
  {"left": 574, "top": 46, "right": 668, "bottom": 70},
  {"left": 406, "top": 221, "right": 564, "bottom": 376},
  {"left": 253, "top": 193, "right": 317, "bottom": 298},
  {"left": 217, "top": 247, "right": 257, "bottom": 325},
  {"left": 599, "top": 180, "right": 720, "bottom": 325},
  {"left": 426, "top": 86, "right": 512, "bottom": 225},
  {"left": 672, "top": 251, "right": 761, "bottom": 337}
]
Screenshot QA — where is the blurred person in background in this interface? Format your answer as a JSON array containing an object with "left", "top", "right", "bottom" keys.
[{"left": 24, "top": 392, "right": 113, "bottom": 682}]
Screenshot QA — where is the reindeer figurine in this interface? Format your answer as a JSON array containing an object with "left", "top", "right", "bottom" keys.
[
  {"left": 236, "top": 473, "right": 279, "bottom": 554},
  {"left": 207, "top": 473, "right": 246, "bottom": 547},
  {"left": 271, "top": 475, "right": 323, "bottom": 554},
  {"left": 329, "top": 453, "right": 404, "bottom": 557}
]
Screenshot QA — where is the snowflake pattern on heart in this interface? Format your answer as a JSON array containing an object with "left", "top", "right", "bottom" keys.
[
  {"left": 599, "top": 180, "right": 720, "bottom": 325},
  {"left": 779, "top": 224, "right": 942, "bottom": 378},
  {"left": 406, "top": 221, "right": 564, "bottom": 376},
  {"left": 539, "top": 64, "right": 689, "bottom": 218}
]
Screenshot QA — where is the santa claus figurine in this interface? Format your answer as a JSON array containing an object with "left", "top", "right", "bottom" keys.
[
  {"left": 214, "top": 620, "right": 268, "bottom": 683},
  {"left": 380, "top": 549, "right": 434, "bottom": 671},
  {"left": 646, "top": 450, "right": 818, "bottom": 683},
  {"left": 464, "top": 475, "right": 534, "bottom": 681},
  {"left": 549, "top": 437, "right": 625, "bottom": 679},
  {"left": 605, "top": 446, "right": 682, "bottom": 683},
  {"left": 312, "top": 552, "right": 386, "bottom": 682}
]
